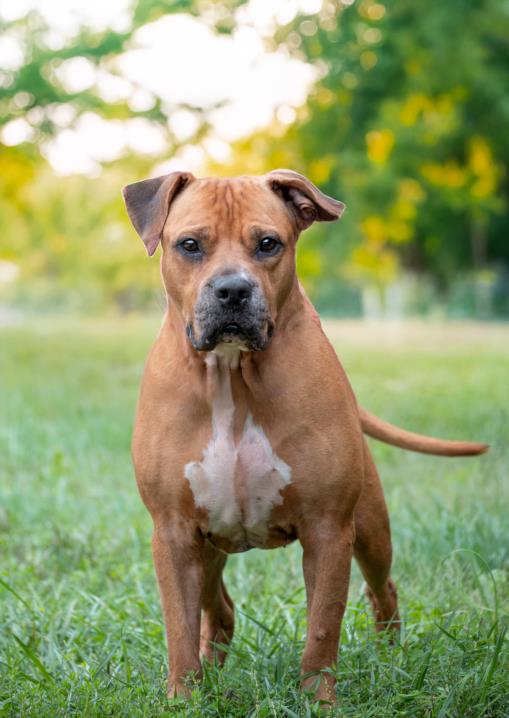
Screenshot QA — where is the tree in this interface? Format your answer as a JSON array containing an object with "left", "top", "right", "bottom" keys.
[{"left": 0, "top": 0, "right": 244, "bottom": 151}]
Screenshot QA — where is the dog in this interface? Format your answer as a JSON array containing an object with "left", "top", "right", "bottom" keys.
[{"left": 122, "top": 169, "right": 487, "bottom": 705}]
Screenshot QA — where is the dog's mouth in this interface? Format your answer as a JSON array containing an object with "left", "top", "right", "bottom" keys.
[
  {"left": 187, "top": 320, "right": 273, "bottom": 352},
  {"left": 219, "top": 323, "right": 253, "bottom": 346},
  {"left": 189, "top": 278, "right": 273, "bottom": 353}
]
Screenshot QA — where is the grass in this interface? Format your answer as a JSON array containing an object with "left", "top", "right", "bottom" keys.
[{"left": 1, "top": 316, "right": 508, "bottom": 717}]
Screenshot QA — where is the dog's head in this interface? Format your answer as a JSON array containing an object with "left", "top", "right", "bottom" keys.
[{"left": 122, "top": 170, "right": 344, "bottom": 352}]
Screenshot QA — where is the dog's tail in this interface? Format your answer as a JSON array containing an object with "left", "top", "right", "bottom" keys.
[{"left": 359, "top": 406, "right": 489, "bottom": 457}]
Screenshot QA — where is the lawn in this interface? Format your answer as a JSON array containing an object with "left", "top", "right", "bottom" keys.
[{"left": 1, "top": 317, "right": 508, "bottom": 717}]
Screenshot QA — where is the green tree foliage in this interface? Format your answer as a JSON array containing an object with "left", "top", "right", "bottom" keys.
[
  {"left": 223, "top": 0, "right": 509, "bottom": 298},
  {"left": 0, "top": 0, "right": 243, "bottom": 142},
  {"left": 0, "top": 154, "right": 163, "bottom": 311}
]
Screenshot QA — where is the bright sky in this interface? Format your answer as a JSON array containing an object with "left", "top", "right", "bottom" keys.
[{"left": 0, "top": 0, "right": 322, "bottom": 175}]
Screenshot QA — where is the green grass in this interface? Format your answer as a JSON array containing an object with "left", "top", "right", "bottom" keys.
[{"left": 1, "top": 317, "right": 508, "bottom": 717}]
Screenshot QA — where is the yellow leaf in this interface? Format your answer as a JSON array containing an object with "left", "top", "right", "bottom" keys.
[{"left": 366, "top": 129, "right": 394, "bottom": 163}]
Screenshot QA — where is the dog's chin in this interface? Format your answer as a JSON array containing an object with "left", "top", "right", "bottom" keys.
[
  {"left": 186, "top": 321, "right": 273, "bottom": 353},
  {"left": 215, "top": 326, "right": 250, "bottom": 351}
]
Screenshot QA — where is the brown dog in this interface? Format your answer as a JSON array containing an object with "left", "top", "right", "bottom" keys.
[{"left": 122, "top": 169, "right": 487, "bottom": 705}]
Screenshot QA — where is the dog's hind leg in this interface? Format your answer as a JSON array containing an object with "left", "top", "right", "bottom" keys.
[
  {"left": 200, "top": 542, "right": 235, "bottom": 666},
  {"left": 353, "top": 441, "right": 400, "bottom": 635}
]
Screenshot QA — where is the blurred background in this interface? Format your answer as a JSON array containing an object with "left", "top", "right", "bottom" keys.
[{"left": 1, "top": 0, "right": 508, "bottom": 320}]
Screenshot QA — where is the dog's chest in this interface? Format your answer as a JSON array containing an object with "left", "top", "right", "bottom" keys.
[{"left": 184, "top": 349, "right": 291, "bottom": 549}]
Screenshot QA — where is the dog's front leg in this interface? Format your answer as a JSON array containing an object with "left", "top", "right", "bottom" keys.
[
  {"left": 152, "top": 518, "right": 204, "bottom": 698},
  {"left": 299, "top": 518, "right": 354, "bottom": 706}
]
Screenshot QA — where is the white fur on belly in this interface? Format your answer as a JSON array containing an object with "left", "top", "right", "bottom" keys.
[{"left": 184, "top": 347, "right": 291, "bottom": 541}]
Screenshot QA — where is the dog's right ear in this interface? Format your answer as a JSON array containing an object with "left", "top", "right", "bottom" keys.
[{"left": 122, "top": 172, "right": 195, "bottom": 256}]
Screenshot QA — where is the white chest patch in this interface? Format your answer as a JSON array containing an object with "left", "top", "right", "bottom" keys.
[{"left": 184, "top": 346, "right": 291, "bottom": 543}]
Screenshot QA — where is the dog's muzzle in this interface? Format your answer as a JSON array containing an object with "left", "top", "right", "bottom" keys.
[{"left": 187, "top": 273, "right": 273, "bottom": 352}]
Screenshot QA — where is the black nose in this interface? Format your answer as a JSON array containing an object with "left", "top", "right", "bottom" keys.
[{"left": 213, "top": 274, "right": 253, "bottom": 307}]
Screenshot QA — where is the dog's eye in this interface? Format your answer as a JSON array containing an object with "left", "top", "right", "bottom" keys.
[
  {"left": 179, "top": 238, "right": 201, "bottom": 254},
  {"left": 257, "top": 236, "right": 281, "bottom": 256}
]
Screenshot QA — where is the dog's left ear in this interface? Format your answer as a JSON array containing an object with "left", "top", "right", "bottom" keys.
[
  {"left": 122, "top": 171, "right": 195, "bottom": 256},
  {"left": 267, "top": 169, "right": 345, "bottom": 230}
]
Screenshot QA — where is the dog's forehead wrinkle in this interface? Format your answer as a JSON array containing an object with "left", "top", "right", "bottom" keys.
[
  {"left": 185, "top": 177, "right": 273, "bottom": 218},
  {"left": 170, "top": 177, "right": 291, "bottom": 242},
  {"left": 224, "top": 182, "right": 235, "bottom": 226}
]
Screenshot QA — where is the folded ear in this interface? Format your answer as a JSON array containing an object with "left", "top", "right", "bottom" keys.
[
  {"left": 266, "top": 169, "right": 345, "bottom": 230},
  {"left": 122, "top": 171, "right": 195, "bottom": 255}
]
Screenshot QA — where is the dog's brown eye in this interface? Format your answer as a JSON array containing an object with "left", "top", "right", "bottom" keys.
[
  {"left": 179, "top": 238, "right": 200, "bottom": 253},
  {"left": 258, "top": 237, "right": 281, "bottom": 255}
]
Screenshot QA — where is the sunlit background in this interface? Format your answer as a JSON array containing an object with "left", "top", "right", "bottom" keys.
[
  {"left": 2, "top": 4, "right": 509, "bottom": 714},
  {"left": 1, "top": 0, "right": 508, "bottom": 317}
]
